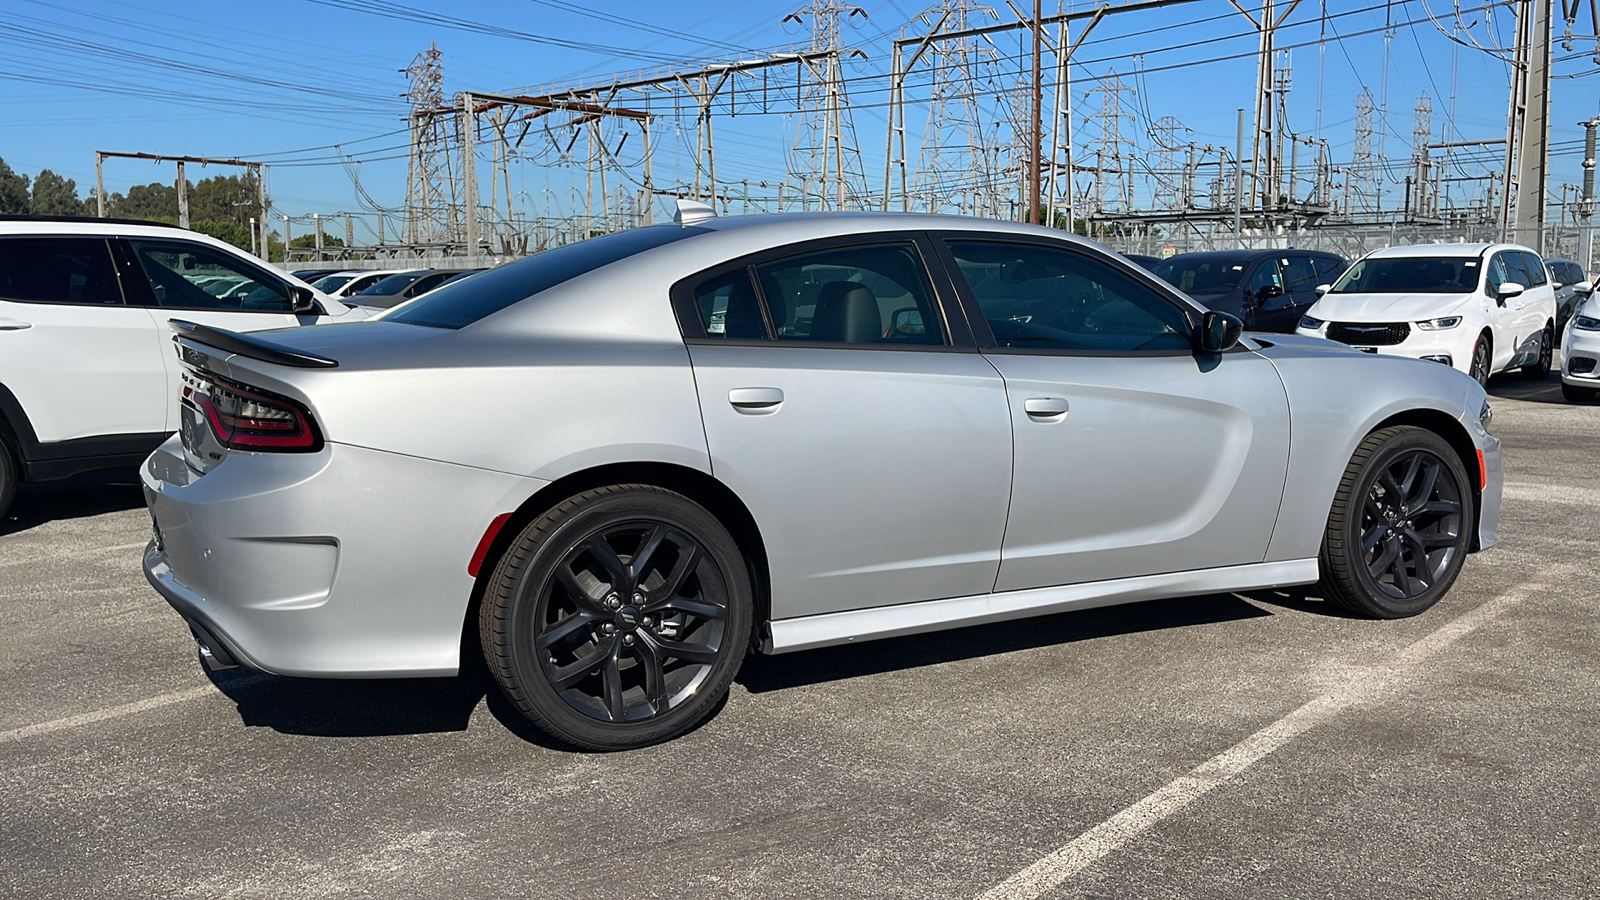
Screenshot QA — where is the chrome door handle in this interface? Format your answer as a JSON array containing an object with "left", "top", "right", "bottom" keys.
[
  {"left": 729, "top": 387, "right": 784, "bottom": 411},
  {"left": 0, "top": 319, "right": 32, "bottom": 331},
  {"left": 1023, "top": 397, "right": 1070, "bottom": 419}
]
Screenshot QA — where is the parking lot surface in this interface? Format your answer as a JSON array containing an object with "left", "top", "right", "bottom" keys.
[{"left": 2, "top": 373, "right": 1595, "bottom": 900}]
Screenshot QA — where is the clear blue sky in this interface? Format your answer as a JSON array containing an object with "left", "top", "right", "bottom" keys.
[{"left": 3, "top": 0, "right": 1597, "bottom": 236}]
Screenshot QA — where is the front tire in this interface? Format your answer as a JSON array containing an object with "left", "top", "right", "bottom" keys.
[
  {"left": 1468, "top": 336, "right": 1491, "bottom": 387},
  {"left": 1521, "top": 324, "right": 1553, "bottom": 379},
  {"left": 0, "top": 432, "right": 15, "bottom": 523},
  {"left": 480, "top": 485, "right": 753, "bottom": 751},
  {"left": 1318, "top": 426, "right": 1474, "bottom": 619}
]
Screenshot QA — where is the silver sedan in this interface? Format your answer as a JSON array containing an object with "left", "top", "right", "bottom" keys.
[{"left": 142, "top": 209, "right": 1503, "bottom": 750}]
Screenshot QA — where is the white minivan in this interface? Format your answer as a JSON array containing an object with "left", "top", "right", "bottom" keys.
[
  {"left": 0, "top": 216, "right": 366, "bottom": 519},
  {"left": 1295, "top": 242, "right": 1557, "bottom": 386}
]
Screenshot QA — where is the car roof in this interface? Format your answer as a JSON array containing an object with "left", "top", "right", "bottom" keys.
[
  {"left": 1362, "top": 242, "right": 1536, "bottom": 259},
  {"left": 1154, "top": 248, "right": 1339, "bottom": 264}
]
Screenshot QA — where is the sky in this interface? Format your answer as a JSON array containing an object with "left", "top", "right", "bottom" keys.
[{"left": 3, "top": 0, "right": 1598, "bottom": 241}]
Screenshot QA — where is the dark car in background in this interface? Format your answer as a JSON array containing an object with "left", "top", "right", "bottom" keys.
[
  {"left": 1152, "top": 249, "right": 1346, "bottom": 333},
  {"left": 351, "top": 268, "right": 483, "bottom": 310},
  {"left": 1122, "top": 253, "right": 1162, "bottom": 271},
  {"left": 1544, "top": 257, "right": 1593, "bottom": 334}
]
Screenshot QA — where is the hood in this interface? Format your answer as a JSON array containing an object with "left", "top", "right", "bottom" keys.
[
  {"left": 1248, "top": 332, "right": 1365, "bottom": 358},
  {"left": 1308, "top": 291, "right": 1472, "bottom": 323}
]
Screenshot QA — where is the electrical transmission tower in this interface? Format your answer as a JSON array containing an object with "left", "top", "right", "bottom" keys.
[
  {"left": 786, "top": 1, "right": 869, "bottom": 210},
  {"left": 1148, "top": 116, "right": 1191, "bottom": 210},
  {"left": 1349, "top": 89, "right": 1375, "bottom": 216},
  {"left": 899, "top": 1, "right": 1000, "bottom": 216},
  {"left": 1411, "top": 92, "right": 1433, "bottom": 218},
  {"left": 404, "top": 44, "right": 460, "bottom": 246},
  {"left": 1085, "top": 74, "right": 1136, "bottom": 217}
]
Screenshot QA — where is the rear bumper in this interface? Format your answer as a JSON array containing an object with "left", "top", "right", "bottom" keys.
[{"left": 141, "top": 434, "right": 545, "bottom": 678}]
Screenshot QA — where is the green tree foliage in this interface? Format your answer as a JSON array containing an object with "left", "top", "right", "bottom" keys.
[
  {"left": 289, "top": 234, "right": 346, "bottom": 249},
  {"left": 190, "top": 219, "right": 254, "bottom": 251},
  {"left": 30, "top": 169, "right": 83, "bottom": 215},
  {"left": 0, "top": 156, "right": 31, "bottom": 214}
]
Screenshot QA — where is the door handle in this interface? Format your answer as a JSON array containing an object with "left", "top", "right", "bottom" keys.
[
  {"left": 729, "top": 387, "right": 784, "bottom": 412},
  {"left": 1023, "top": 397, "right": 1070, "bottom": 419},
  {"left": 0, "top": 319, "right": 32, "bottom": 331}
]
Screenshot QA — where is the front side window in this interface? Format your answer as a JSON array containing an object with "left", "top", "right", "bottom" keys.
[
  {"left": 751, "top": 242, "right": 946, "bottom": 346},
  {"left": 1280, "top": 256, "right": 1321, "bottom": 293},
  {"left": 1246, "top": 259, "right": 1284, "bottom": 298},
  {"left": 1520, "top": 252, "right": 1548, "bottom": 286},
  {"left": 1312, "top": 256, "right": 1345, "bottom": 282},
  {"left": 0, "top": 237, "right": 122, "bottom": 306},
  {"left": 1485, "top": 254, "right": 1510, "bottom": 295},
  {"left": 1333, "top": 256, "right": 1482, "bottom": 294},
  {"left": 946, "top": 240, "right": 1192, "bottom": 353},
  {"left": 1500, "top": 252, "right": 1533, "bottom": 288},
  {"left": 128, "top": 240, "right": 292, "bottom": 312}
]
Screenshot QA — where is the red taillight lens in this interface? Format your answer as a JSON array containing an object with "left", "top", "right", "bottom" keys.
[{"left": 182, "top": 371, "right": 320, "bottom": 451}]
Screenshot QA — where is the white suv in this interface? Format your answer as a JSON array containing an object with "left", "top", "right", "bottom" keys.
[
  {"left": 1295, "top": 242, "right": 1557, "bottom": 386},
  {"left": 0, "top": 216, "right": 365, "bottom": 519}
]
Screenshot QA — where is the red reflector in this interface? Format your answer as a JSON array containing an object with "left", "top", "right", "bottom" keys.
[
  {"left": 1477, "top": 449, "right": 1487, "bottom": 491},
  {"left": 468, "top": 513, "right": 513, "bottom": 578}
]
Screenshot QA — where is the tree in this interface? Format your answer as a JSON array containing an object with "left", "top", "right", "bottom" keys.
[
  {"left": 0, "top": 156, "right": 30, "bottom": 214},
  {"left": 31, "top": 169, "right": 82, "bottom": 215},
  {"left": 107, "top": 182, "right": 179, "bottom": 222},
  {"left": 190, "top": 219, "right": 254, "bottom": 251}
]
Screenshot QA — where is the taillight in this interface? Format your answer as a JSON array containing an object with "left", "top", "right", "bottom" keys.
[{"left": 182, "top": 371, "right": 321, "bottom": 451}]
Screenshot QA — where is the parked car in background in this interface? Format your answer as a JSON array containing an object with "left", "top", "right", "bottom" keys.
[
  {"left": 142, "top": 208, "right": 1500, "bottom": 751},
  {"left": 352, "top": 268, "right": 483, "bottom": 309},
  {"left": 0, "top": 215, "right": 364, "bottom": 520},
  {"left": 1297, "top": 243, "right": 1556, "bottom": 386},
  {"left": 1122, "top": 253, "right": 1162, "bottom": 271},
  {"left": 1544, "top": 257, "right": 1592, "bottom": 335},
  {"left": 310, "top": 269, "right": 410, "bottom": 299},
  {"left": 291, "top": 268, "right": 343, "bottom": 283},
  {"left": 1560, "top": 289, "right": 1600, "bottom": 402},
  {"left": 1152, "top": 249, "right": 1346, "bottom": 333}
]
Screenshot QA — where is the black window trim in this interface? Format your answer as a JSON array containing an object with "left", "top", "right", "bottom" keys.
[
  {"left": 113, "top": 236, "right": 318, "bottom": 315},
  {"left": 928, "top": 231, "right": 1224, "bottom": 359},
  {"left": 0, "top": 235, "right": 130, "bottom": 307},
  {"left": 671, "top": 231, "right": 978, "bottom": 352}
]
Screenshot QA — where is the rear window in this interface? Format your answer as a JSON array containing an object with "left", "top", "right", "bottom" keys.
[
  {"left": 385, "top": 226, "right": 708, "bottom": 329},
  {"left": 358, "top": 272, "right": 427, "bottom": 295}
]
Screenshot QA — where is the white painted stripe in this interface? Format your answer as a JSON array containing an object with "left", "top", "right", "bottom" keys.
[
  {"left": 976, "top": 581, "right": 1548, "bottom": 900},
  {"left": 1503, "top": 481, "right": 1600, "bottom": 507},
  {"left": 0, "top": 678, "right": 258, "bottom": 744}
]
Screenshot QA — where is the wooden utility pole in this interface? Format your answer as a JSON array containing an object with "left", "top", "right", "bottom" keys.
[{"left": 1029, "top": 0, "right": 1042, "bottom": 224}]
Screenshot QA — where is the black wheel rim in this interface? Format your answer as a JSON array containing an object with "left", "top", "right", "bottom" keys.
[
  {"left": 535, "top": 521, "right": 728, "bottom": 724},
  {"left": 1540, "top": 328, "right": 1553, "bottom": 370},
  {"left": 1359, "top": 450, "right": 1464, "bottom": 601},
  {"left": 1470, "top": 342, "right": 1489, "bottom": 385}
]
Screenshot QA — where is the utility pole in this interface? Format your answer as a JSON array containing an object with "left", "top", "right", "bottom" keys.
[
  {"left": 1579, "top": 117, "right": 1598, "bottom": 273},
  {"left": 1029, "top": 0, "right": 1042, "bottom": 224},
  {"left": 175, "top": 160, "right": 189, "bottom": 229},
  {"left": 1235, "top": 108, "right": 1246, "bottom": 247},
  {"left": 1502, "top": 0, "right": 1552, "bottom": 250},
  {"left": 461, "top": 91, "right": 479, "bottom": 255},
  {"left": 93, "top": 150, "right": 270, "bottom": 257}
]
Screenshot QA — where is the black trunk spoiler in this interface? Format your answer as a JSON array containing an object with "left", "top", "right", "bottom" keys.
[{"left": 169, "top": 319, "right": 339, "bottom": 369}]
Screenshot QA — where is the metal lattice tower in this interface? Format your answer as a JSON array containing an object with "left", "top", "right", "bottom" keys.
[
  {"left": 1085, "top": 73, "right": 1136, "bottom": 216},
  {"left": 908, "top": 1, "right": 1000, "bottom": 216},
  {"left": 1149, "top": 116, "right": 1192, "bottom": 210},
  {"left": 1412, "top": 92, "right": 1433, "bottom": 217},
  {"left": 1349, "top": 89, "right": 1375, "bottom": 215},
  {"left": 787, "top": 0, "right": 869, "bottom": 210},
  {"left": 403, "top": 44, "right": 459, "bottom": 245}
]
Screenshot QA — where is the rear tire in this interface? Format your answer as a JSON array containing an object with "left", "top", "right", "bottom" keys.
[
  {"left": 1562, "top": 382, "right": 1598, "bottom": 403},
  {"left": 0, "top": 432, "right": 15, "bottom": 523},
  {"left": 480, "top": 484, "right": 752, "bottom": 751},
  {"left": 1521, "top": 324, "right": 1553, "bottom": 379},
  {"left": 1318, "top": 426, "right": 1474, "bottom": 619}
]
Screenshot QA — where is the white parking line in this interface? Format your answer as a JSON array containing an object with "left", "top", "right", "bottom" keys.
[
  {"left": 0, "top": 678, "right": 259, "bottom": 744},
  {"left": 975, "top": 579, "right": 1553, "bottom": 900},
  {"left": 1503, "top": 481, "right": 1600, "bottom": 507}
]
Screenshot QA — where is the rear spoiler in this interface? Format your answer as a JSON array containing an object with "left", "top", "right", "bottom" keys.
[{"left": 169, "top": 319, "right": 338, "bottom": 369}]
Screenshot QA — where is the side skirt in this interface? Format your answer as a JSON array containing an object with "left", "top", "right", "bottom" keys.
[{"left": 765, "top": 559, "right": 1320, "bottom": 654}]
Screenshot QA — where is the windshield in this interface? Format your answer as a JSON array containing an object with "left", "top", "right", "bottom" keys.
[
  {"left": 359, "top": 272, "right": 427, "bottom": 295},
  {"left": 1332, "top": 256, "right": 1481, "bottom": 294},
  {"left": 1151, "top": 257, "right": 1247, "bottom": 295},
  {"left": 311, "top": 273, "right": 354, "bottom": 291}
]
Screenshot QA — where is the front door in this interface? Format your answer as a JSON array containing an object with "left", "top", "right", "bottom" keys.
[
  {"left": 683, "top": 238, "right": 1013, "bottom": 619},
  {"left": 936, "top": 236, "right": 1292, "bottom": 593}
]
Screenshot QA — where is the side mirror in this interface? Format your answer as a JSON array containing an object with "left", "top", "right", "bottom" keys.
[
  {"left": 1315, "top": 283, "right": 1331, "bottom": 296},
  {"left": 1576, "top": 280, "right": 1594, "bottom": 296},
  {"left": 1198, "top": 310, "right": 1244, "bottom": 352},
  {"left": 1257, "top": 283, "right": 1284, "bottom": 300},
  {"left": 289, "top": 285, "right": 320, "bottom": 314},
  {"left": 890, "top": 308, "right": 926, "bottom": 337},
  {"left": 1496, "top": 282, "right": 1524, "bottom": 304}
]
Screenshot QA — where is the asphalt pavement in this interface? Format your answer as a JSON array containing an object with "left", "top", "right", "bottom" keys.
[{"left": 2, "top": 373, "right": 1596, "bottom": 900}]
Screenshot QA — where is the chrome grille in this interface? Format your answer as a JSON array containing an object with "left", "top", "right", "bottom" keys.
[{"left": 1327, "top": 321, "right": 1411, "bottom": 346}]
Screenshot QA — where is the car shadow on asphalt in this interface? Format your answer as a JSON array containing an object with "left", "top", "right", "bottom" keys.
[
  {"left": 736, "top": 592, "right": 1282, "bottom": 694},
  {"left": 0, "top": 467, "right": 146, "bottom": 537},
  {"left": 1487, "top": 370, "right": 1569, "bottom": 405}
]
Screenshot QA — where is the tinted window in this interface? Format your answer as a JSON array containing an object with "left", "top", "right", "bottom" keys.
[
  {"left": 359, "top": 272, "right": 427, "bottom": 295},
  {"left": 128, "top": 239, "right": 292, "bottom": 312},
  {"left": 752, "top": 242, "right": 946, "bottom": 346},
  {"left": 1333, "top": 256, "right": 1482, "bottom": 294},
  {"left": 312, "top": 273, "right": 355, "bottom": 292},
  {"left": 0, "top": 237, "right": 122, "bottom": 306},
  {"left": 1520, "top": 252, "right": 1547, "bottom": 286},
  {"left": 1485, "top": 254, "right": 1510, "bottom": 295},
  {"left": 386, "top": 226, "right": 706, "bottom": 329},
  {"left": 1280, "top": 256, "right": 1321, "bottom": 292},
  {"left": 947, "top": 240, "right": 1191, "bottom": 353},
  {"left": 1501, "top": 252, "right": 1533, "bottom": 288},
  {"left": 694, "top": 269, "right": 768, "bottom": 340},
  {"left": 1152, "top": 256, "right": 1248, "bottom": 294},
  {"left": 1246, "top": 259, "right": 1283, "bottom": 296},
  {"left": 1312, "top": 256, "right": 1345, "bottom": 282}
]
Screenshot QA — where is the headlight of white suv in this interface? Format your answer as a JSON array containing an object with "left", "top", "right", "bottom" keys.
[
  {"left": 1299, "top": 314, "right": 1324, "bottom": 329},
  {"left": 1575, "top": 315, "right": 1600, "bottom": 331},
  {"left": 1416, "top": 316, "right": 1463, "bottom": 330}
]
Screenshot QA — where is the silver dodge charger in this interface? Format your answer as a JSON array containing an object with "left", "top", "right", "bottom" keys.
[{"left": 142, "top": 208, "right": 1502, "bottom": 750}]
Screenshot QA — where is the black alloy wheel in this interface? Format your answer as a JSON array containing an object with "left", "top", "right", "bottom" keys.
[
  {"left": 1468, "top": 337, "right": 1492, "bottom": 387},
  {"left": 1319, "top": 426, "right": 1474, "bottom": 618},
  {"left": 481, "top": 485, "right": 752, "bottom": 751},
  {"left": 1522, "top": 325, "right": 1554, "bottom": 379}
]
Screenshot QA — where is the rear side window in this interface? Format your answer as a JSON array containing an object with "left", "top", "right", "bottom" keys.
[
  {"left": 694, "top": 270, "right": 769, "bottom": 340},
  {"left": 1312, "top": 256, "right": 1345, "bottom": 282},
  {"left": 1520, "top": 252, "right": 1547, "bottom": 286},
  {"left": 386, "top": 225, "right": 706, "bottom": 329},
  {"left": 752, "top": 242, "right": 946, "bottom": 346},
  {"left": 1279, "top": 256, "right": 1321, "bottom": 292},
  {"left": 0, "top": 237, "right": 122, "bottom": 306}
]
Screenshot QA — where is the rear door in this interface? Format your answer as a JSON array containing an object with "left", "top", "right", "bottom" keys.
[
  {"left": 681, "top": 235, "right": 1014, "bottom": 619},
  {"left": 0, "top": 235, "right": 167, "bottom": 444},
  {"left": 934, "top": 235, "right": 1291, "bottom": 593}
]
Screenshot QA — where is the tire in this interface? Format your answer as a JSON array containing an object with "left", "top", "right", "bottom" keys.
[
  {"left": 1521, "top": 324, "right": 1553, "bottom": 379},
  {"left": 0, "top": 432, "right": 15, "bottom": 523},
  {"left": 1562, "top": 382, "right": 1598, "bottom": 403},
  {"left": 1318, "top": 426, "right": 1474, "bottom": 619},
  {"left": 480, "top": 484, "right": 753, "bottom": 751},
  {"left": 1467, "top": 336, "right": 1491, "bottom": 387}
]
